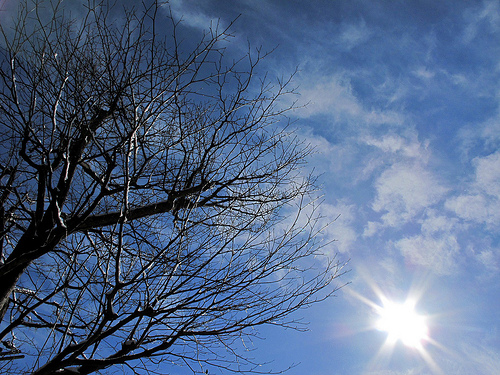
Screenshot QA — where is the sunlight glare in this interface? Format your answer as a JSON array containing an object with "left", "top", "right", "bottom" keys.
[{"left": 376, "top": 300, "right": 428, "bottom": 348}]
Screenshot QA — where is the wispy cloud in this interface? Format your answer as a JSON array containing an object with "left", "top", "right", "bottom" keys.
[
  {"left": 157, "top": 2, "right": 500, "bottom": 373},
  {"left": 463, "top": 0, "right": 500, "bottom": 44},
  {"left": 293, "top": 75, "right": 364, "bottom": 120},
  {"left": 166, "top": 0, "right": 221, "bottom": 30},
  {"left": 363, "top": 134, "right": 429, "bottom": 161},
  {"left": 476, "top": 248, "right": 500, "bottom": 273},
  {"left": 319, "top": 201, "right": 357, "bottom": 254},
  {"left": 395, "top": 209, "right": 463, "bottom": 276},
  {"left": 395, "top": 233, "right": 459, "bottom": 275},
  {"left": 338, "top": 19, "right": 373, "bottom": 50},
  {"left": 292, "top": 73, "right": 405, "bottom": 128},
  {"left": 366, "top": 162, "right": 448, "bottom": 233},
  {"left": 445, "top": 150, "right": 500, "bottom": 227},
  {"left": 451, "top": 341, "right": 500, "bottom": 375}
]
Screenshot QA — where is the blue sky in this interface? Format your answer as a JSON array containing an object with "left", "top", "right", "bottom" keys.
[
  {"left": 164, "top": 1, "right": 500, "bottom": 374},
  {"left": 1, "top": 0, "right": 496, "bottom": 373}
]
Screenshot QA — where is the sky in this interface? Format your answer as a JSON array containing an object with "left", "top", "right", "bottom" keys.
[
  {"left": 163, "top": 1, "right": 500, "bottom": 374},
  {"left": 1, "top": 0, "right": 499, "bottom": 374}
]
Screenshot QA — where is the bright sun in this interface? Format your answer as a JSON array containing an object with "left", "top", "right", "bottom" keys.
[{"left": 376, "top": 300, "right": 428, "bottom": 348}]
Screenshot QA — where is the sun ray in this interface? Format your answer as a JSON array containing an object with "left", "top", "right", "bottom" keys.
[
  {"left": 345, "top": 267, "right": 448, "bottom": 375},
  {"left": 375, "top": 299, "right": 429, "bottom": 348}
]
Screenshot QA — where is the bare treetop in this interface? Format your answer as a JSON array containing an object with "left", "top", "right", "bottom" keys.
[{"left": 0, "top": 1, "right": 346, "bottom": 374}]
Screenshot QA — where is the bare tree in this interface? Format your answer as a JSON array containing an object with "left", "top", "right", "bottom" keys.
[{"left": 0, "top": 1, "right": 346, "bottom": 374}]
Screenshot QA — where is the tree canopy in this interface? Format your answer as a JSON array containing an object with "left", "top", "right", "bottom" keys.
[{"left": 0, "top": 1, "right": 346, "bottom": 374}]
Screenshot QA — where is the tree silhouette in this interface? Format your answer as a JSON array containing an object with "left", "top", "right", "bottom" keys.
[{"left": 0, "top": 1, "right": 346, "bottom": 374}]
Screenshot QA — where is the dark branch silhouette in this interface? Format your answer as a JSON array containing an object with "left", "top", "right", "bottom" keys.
[{"left": 0, "top": 1, "right": 346, "bottom": 374}]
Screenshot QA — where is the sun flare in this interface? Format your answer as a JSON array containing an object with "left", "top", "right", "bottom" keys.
[
  {"left": 347, "top": 271, "right": 444, "bottom": 374},
  {"left": 376, "top": 300, "right": 428, "bottom": 348}
]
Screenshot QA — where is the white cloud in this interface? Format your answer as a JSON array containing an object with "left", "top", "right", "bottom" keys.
[
  {"left": 293, "top": 74, "right": 405, "bottom": 128},
  {"left": 364, "top": 134, "right": 405, "bottom": 153},
  {"left": 363, "top": 134, "right": 429, "bottom": 160},
  {"left": 446, "top": 193, "right": 500, "bottom": 226},
  {"left": 388, "top": 209, "right": 462, "bottom": 275},
  {"left": 338, "top": 19, "right": 373, "bottom": 50},
  {"left": 480, "top": 117, "right": 500, "bottom": 146},
  {"left": 369, "top": 163, "right": 448, "bottom": 229},
  {"left": 474, "top": 151, "right": 500, "bottom": 197},
  {"left": 420, "top": 209, "right": 460, "bottom": 235},
  {"left": 320, "top": 201, "right": 357, "bottom": 254},
  {"left": 275, "top": 193, "right": 357, "bottom": 257},
  {"left": 166, "top": 0, "right": 222, "bottom": 31},
  {"left": 445, "top": 151, "right": 500, "bottom": 226},
  {"left": 477, "top": 248, "right": 500, "bottom": 273},
  {"left": 395, "top": 233, "right": 459, "bottom": 275},
  {"left": 289, "top": 198, "right": 358, "bottom": 255},
  {"left": 465, "top": 238, "right": 500, "bottom": 277},
  {"left": 295, "top": 75, "right": 363, "bottom": 119},
  {"left": 363, "top": 221, "right": 381, "bottom": 237},
  {"left": 361, "top": 134, "right": 446, "bottom": 237},
  {"left": 413, "top": 66, "right": 435, "bottom": 80},
  {"left": 291, "top": 126, "right": 360, "bottom": 181},
  {"left": 463, "top": 0, "right": 500, "bottom": 43},
  {"left": 458, "top": 103, "right": 500, "bottom": 157},
  {"left": 294, "top": 126, "right": 336, "bottom": 157}
]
